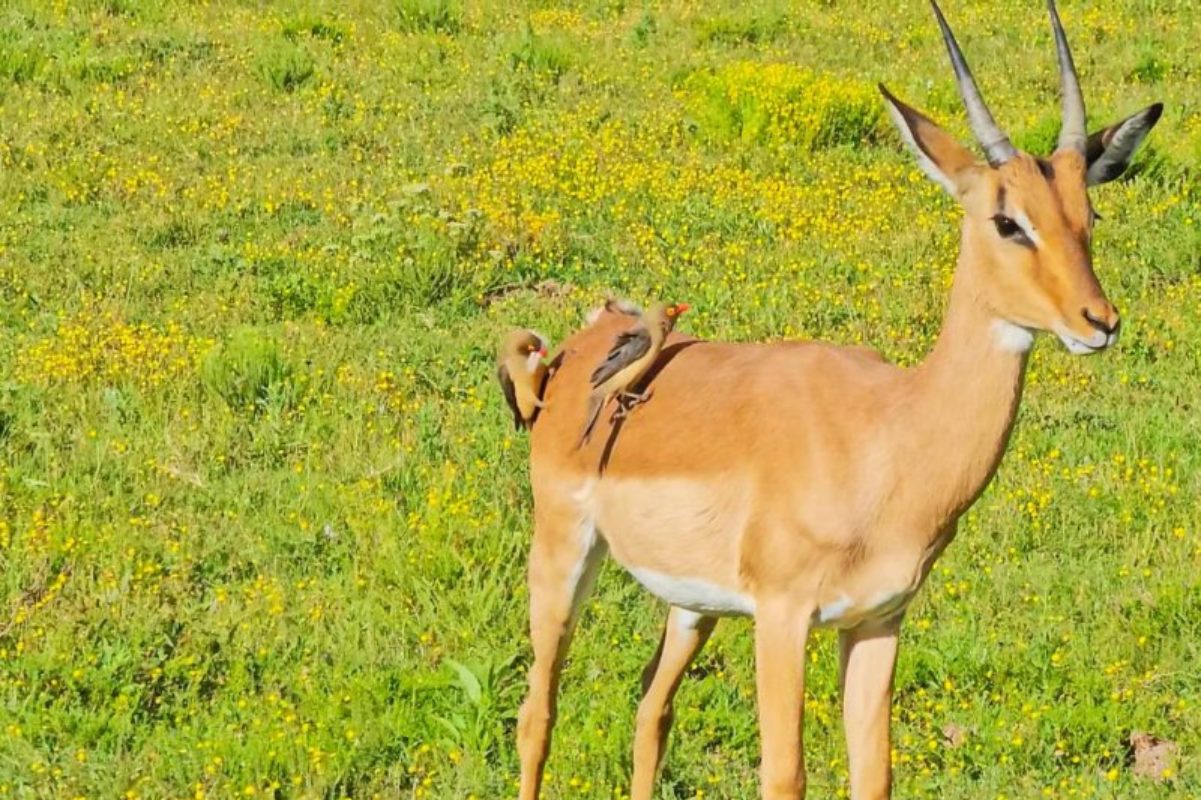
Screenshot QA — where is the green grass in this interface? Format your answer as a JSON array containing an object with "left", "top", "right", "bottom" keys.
[{"left": 0, "top": 0, "right": 1198, "bottom": 798}]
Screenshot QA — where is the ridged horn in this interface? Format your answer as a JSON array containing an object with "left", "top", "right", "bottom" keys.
[
  {"left": 930, "top": 0, "right": 1017, "bottom": 166},
  {"left": 1047, "top": 0, "right": 1087, "bottom": 153}
]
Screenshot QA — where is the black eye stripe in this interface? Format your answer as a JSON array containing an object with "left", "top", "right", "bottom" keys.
[{"left": 991, "top": 214, "right": 1035, "bottom": 248}]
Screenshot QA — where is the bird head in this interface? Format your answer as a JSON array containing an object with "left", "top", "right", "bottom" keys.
[
  {"left": 661, "top": 302, "right": 690, "bottom": 332},
  {"left": 502, "top": 329, "right": 549, "bottom": 371}
]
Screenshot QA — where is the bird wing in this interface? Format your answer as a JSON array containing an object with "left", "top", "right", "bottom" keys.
[
  {"left": 496, "top": 362, "right": 524, "bottom": 430},
  {"left": 590, "top": 327, "right": 652, "bottom": 387}
]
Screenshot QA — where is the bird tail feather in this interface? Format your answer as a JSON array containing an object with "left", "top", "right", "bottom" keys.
[{"left": 578, "top": 395, "right": 603, "bottom": 448}]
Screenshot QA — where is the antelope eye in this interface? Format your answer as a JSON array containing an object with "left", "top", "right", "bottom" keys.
[{"left": 993, "top": 214, "right": 1021, "bottom": 238}]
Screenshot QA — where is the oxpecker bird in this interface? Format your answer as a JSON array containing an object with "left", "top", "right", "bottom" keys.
[
  {"left": 497, "top": 329, "right": 549, "bottom": 430},
  {"left": 578, "top": 302, "right": 689, "bottom": 446}
]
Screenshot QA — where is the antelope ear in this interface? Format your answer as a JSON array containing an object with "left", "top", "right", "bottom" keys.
[
  {"left": 1085, "top": 103, "right": 1164, "bottom": 185},
  {"left": 880, "top": 84, "right": 978, "bottom": 197}
]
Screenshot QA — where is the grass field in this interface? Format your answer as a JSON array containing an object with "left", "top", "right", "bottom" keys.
[{"left": 0, "top": 0, "right": 1199, "bottom": 797}]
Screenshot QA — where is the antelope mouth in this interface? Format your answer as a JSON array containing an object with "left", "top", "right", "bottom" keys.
[{"left": 1054, "top": 324, "right": 1117, "bottom": 355}]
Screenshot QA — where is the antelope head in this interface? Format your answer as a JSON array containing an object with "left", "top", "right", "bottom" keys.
[{"left": 881, "top": 0, "right": 1163, "bottom": 355}]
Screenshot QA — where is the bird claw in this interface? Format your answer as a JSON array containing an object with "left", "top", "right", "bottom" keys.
[
  {"left": 611, "top": 388, "right": 653, "bottom": 421},
  {"left": 623, "top": 388, "right": 653, "bottom": 405}
]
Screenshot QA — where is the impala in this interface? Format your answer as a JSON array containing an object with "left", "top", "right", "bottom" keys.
[{"left": 514, "top": 2, "right": 1162, "bottom": 797}]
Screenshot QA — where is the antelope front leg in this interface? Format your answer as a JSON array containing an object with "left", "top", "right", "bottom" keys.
[
  {"left": 839, "top": 618, "right": 902, "bottom": 800},
  {"left": 754, "top": 599, "right": 812, "bottom": 800}
]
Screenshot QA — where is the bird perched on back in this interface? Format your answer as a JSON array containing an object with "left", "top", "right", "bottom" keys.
[
  {"left": 497, "top": 329, "right": 549, "bottom": 430},
  {"left": 578, "top": 302, "right": 690, "bottom": 446}
]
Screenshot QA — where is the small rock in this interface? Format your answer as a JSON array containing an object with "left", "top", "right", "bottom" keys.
[
  {"left": 1127, "top": 731, "right": 1177, "bottom": 781},
  {"left": 535, "top": 279, "right": 575, "bottom": 298},
  {"left": 941, "top": 723, "right": 967, "bottom": 749}
]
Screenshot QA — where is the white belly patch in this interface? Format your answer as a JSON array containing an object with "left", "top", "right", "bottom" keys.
[
  {"left": 817, "top": 593, "right": 855, "bottom": 624},
  {"left": 815, "top": 587, "right": 916, "bottom": 629},
  {"left": 628, "top": 567, "right": 755, "bottom": 617}
]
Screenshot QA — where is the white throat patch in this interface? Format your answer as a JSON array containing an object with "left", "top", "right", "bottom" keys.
[{"left": 992, "top": 320, "right": 1035, "bottom": 354}]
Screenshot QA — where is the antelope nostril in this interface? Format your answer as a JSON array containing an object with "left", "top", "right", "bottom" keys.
[{"left": 1082, "top": 307, "right": 1118, "bottom": 336}]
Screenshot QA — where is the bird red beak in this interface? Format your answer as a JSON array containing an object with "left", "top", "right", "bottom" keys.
[
  {"left": 538, "top": 346, "right": 547, "bottom": 357},
  {"left": 675, "top": 303, "right": 691, "bottom": 315}
]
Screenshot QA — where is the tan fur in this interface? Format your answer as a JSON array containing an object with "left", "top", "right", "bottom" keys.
[{"left": 514, "top": 46, "right": 1147, "bottom": 800}]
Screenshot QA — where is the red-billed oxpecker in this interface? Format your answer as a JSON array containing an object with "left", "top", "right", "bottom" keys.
[
  {"left": 578, "top": 302, "right": 690, "bottom": 446},
  {"left": 497, "top": 329, "right": 549, "bottom": 430}
]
